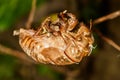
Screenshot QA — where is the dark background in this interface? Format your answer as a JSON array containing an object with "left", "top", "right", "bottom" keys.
[{"left": 0, "top": 0, "right": 120, "bottom": 80}]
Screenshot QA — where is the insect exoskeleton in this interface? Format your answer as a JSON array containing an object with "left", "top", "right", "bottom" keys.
[{"left": 13, "top": 10, "right": 94, "bottom": 65}]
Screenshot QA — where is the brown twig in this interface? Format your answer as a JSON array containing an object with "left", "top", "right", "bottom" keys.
[
  {"left": 92, "top": 10, "right": 120, "bottom": 51},
  {"left": 0, "top": 44, "right": 34, "bottom": 63},
  {"left": 26, "top": 0, "right": 36, "bottom": 29},
  {"left": 0, "top": 44, "right": 74, "bottom": 75},
  {"left": 93, "top": 10, "right": 120, "bottom": 25},
  {"left": 95, "top": 29, "right": 120, "bottom": 51},
  {"left": 0, "top": 44, "right": 77, "bottom": 75}
]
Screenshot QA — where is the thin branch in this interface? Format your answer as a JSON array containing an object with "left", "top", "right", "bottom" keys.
[
  {"left": 0, "top": 44, "right": 34, "bottom": 63},
  {"left": 0, "top": 44, "right": 75, "bottom": 75},
  {"left": 92, "top": 10, "right": 120, "bottom": 51},
  {"left": 0, "top": 43, "right": 77, "bottom": 75},
  {"left": 95, "top": 29, "right": 120, "bottom": 51},
  {"left": 26, "top": 0, "right": 36, "bottom": 29},
  {"left": 93, "top": 10, "right": 120, "bottom": 25}
]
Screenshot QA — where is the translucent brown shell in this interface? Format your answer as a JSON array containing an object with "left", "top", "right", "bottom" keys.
[{"left": 14, "top": 11, "right": 94, "bottom": 65}]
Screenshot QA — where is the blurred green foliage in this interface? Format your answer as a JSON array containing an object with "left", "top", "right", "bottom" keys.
[
  {"left": 37, "top": 65, "right": 63, "bottom": 80},
  {"left": 0, "top": 0, "right": 45, "bottom": 31},
  {"left": 0, "top": 54, "right": 16, "bottom": 80}
]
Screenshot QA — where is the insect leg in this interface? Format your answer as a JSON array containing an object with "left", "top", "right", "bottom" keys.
[
  {"left": 34, "top": 17, "right": 51, "bottom": 35},
  {"left": 63, "top": 33, "right": 84, "bottom": 62}
]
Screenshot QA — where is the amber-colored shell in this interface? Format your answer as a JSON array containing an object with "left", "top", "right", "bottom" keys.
[{"left": 14, "top": 11, "right": 94, "bottom": 65}]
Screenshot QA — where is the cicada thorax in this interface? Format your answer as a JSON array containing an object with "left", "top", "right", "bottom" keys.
[{"left": 16, "top": 11, "right": 94, "bottom": 65}]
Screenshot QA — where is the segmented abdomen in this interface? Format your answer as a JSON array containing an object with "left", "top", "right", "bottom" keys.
[
  {"left": 19, "top": 33, "right": 77, "bottom": 65},
  {"left": 19, "top": 29, "right": 93, "bottom": 65}
]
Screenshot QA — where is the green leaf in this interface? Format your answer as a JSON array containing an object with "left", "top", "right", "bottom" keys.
[
  {"left": 0, "top": 0, "right": 46, "bottom": 31},
  {"left": 0, "top": 54, "right": 16, "bottom": 78},
  {"left": 37, "top": 64, "right": 63, "bottom": 80}
]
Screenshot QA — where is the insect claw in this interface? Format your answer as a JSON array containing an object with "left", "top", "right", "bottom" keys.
[
  {"left": 63, "top": 10, "right": 67, "bottom": 14},
  {"left": 13, "top": 30, "right": 20, "bottom": 36}
]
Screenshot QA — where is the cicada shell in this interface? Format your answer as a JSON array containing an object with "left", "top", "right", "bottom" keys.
[{"left": 14, "top": 11, "right": 94, "bottom": 65}]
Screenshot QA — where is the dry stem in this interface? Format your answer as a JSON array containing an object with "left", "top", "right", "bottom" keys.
[
  {"left": 26, "top": 0, "right": 36, "bottom": 29},
  {"left": 0, "top": 44, "right": 33, "bottom": 62},
  {"left": 93, "top": 10, "right": 120, "bottom": 24},
  {"left": 93, "top": 10, "right": 120, "bottom": 51},
  {"left": 95, "top": 29, "right": 120, "bottom": 51}
]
